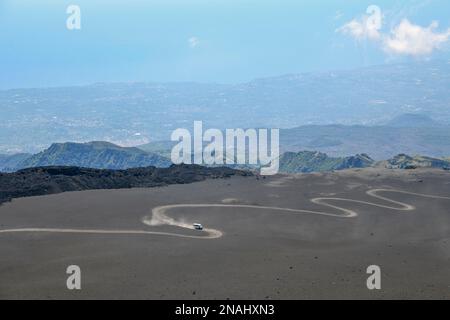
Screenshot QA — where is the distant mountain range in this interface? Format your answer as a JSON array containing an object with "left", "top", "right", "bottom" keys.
[
  {"left": 279, "top": 152, "right": 374, "bottom": 173},
  {"left": 0, "top": 141, "right": 171, "bottom": 172},
  {"left": 1, "top": 140, "right": 449, "bottom": 174},
  {"left": 380, "top": 154, "right": 450, "bottom": 170},
  {"left": 277, "top": 151, "right": 450, "bottom": 173},
  {"left": 1, "top": 60, "right": 449, "bottom": 154}
]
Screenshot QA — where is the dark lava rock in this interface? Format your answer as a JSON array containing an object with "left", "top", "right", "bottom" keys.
[{"left": 0, "top": 164, "right": 251, "bottom": 205}]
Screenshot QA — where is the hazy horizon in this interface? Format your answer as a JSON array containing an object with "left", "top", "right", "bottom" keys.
[
  {"left": 0, "top": 58, "right": 449, "bottom": 91},
  {"left": 1, "top": 0, "right": 450, "bottom": 89}
]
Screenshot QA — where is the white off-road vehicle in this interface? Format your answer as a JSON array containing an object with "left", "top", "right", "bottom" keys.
[{"left": 193, "top": 223, "right": 203, "bottom": 231}]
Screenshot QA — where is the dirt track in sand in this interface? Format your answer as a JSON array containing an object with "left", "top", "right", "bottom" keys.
[{"left": 2, "top": 189, "right": 448, "bottom": 239}]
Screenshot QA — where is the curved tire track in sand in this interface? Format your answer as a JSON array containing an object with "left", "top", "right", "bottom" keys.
[{"left": 0, "top": 189, "right": 449, "bottom": 239}]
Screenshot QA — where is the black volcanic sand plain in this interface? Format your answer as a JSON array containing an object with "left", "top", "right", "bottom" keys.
[{"left": 0, "top": 168, "right": 449, "bottom": 299}]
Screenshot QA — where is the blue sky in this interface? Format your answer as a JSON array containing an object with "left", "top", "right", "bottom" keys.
[{"left": 0, "top": 0, "right": 449, "bottom": 88}]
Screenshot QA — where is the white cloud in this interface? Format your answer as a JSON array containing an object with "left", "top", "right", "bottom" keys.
[
  {"left": 338, "top": 18, "right": 381, "bottom": 40},
  {"left": 337, "top": 5, "right": 383, "bottom": 40},
  {"left": 338, "top": 6, "right": 450, "bottom": 57},
  {"left": 383, "top": 19, "right": 450, "bottom": 56},
  {"left": 188, "top": 37, "right": 200, "bottom": 48}
]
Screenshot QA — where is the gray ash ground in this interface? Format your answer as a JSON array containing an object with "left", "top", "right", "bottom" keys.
[{"left": 0, "top": 168, "right": 449, "bottom": 299}]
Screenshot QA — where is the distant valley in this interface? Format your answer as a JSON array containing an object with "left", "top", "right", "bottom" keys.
[{"left": 1, "top": 61, "right": 449, "bottom": 154}]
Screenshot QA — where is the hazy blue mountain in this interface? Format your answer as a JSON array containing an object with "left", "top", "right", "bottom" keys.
[
  {"left": 279, "top": 151, "right": 374, "bottom": 173},
  {"left": 385, "top": 113, "right": 441, "bottom": 127},
  {"left": 280, "top": 124, "right": 450, "bottom": 160},
  {"left": 1, "top": 60, "right": 449, "bottom": 154},
  {"left": 0, "top": 153, "right": 32, "bottom": 172},
  {"left": 18, "top": 141, "right": 171, "bottom": 170},
  {"left": 138, "top": 119, "right": 450, "bottom": 161},
  {"left": 138, "top": 140, "right": 175, "bottom": 158}
]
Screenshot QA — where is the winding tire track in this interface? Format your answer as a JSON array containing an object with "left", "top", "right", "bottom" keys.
[{"left": 0, "top": 189, "right": 449, "bottom": 239}]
